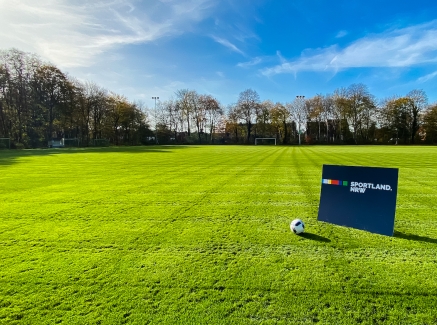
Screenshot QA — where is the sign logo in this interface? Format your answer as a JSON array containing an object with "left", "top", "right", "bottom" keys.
[
  {"left": 322, "top": 179, "right": 348, "bottom": 186},
  {"left": 322, "top": 178, "right": 393, "bottom": 194}
]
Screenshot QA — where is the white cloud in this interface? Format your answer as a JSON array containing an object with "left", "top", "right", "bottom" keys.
[
  {"left": 211, "top": 36, "right": 245, "bottom": 55},
  {"left": 276, "top": 50, "right": 286, "bottom": 64},
  {"left": 237, "top": 57, "right": 261, "bottom": 68},
  {"left": 417, "top": 70, "right": 437, "bottom": 83},
  {"left": 0, "top": 0, "right": 215, "bottom": 68},
  {"left": 336, "top": 30, "right": 348, "bottom": 38},
  {"left": 261, "top": 20, "right": 437, "bottom": 76}
]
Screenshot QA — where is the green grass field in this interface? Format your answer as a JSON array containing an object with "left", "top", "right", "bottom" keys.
[{"left": 1, "top": 145, "right": 437, "bottom": 324}]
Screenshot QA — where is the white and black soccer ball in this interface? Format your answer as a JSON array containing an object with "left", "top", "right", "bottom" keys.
[{"left": 290, "top": 219, "right": 305, "bottom": 235}]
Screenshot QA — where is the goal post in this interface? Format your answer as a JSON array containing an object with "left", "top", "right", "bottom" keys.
[
  {"left": 62, "top": 138, "right": 79, "bottom": 147},
  {"left": 0, "top": 138, "right": 10, "bottom": 149},
  {"left": 91, "top": 139, "right": 110, "bottom": 147},
  {"left": 255, "top": 138, "right": 276, "bottom": 145}
]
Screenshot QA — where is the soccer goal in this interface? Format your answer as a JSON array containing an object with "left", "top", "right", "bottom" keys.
[
  {"left": 91, "top": 139, "right": 109, "bottom": 147},
  {"left": 255, "top": 138, "right": 276, "bottom": 145},
  {"left": 0, "top": 138, "right": 10, "bottom": 149},
  {"left": 62, "top": 138, "right": 79, "bottom": 147}
]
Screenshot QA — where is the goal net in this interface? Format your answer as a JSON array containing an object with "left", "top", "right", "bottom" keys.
[
  {"left": 91, "top": 139, "right": 110, "bottom": 147},
  {"left": 0, "top": 138, "right": 10, "bottom": 149},
  {"left": 255, "top": 138, "right": 276, "bottom": 145},
  {"left": 62, "top": 138, "right": 79, "bottom": 147}
]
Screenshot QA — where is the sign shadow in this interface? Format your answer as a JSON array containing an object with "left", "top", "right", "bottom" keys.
[
  {"left": 299, "top": 232, "right": 331, "bottom": 243},
  {"left": 393, "top": 231, "right": 437, "bottom": 244}
]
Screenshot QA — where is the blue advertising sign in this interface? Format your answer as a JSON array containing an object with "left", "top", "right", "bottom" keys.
[{"left": 317, "top": 165, "right": 399, "bottom": 236}]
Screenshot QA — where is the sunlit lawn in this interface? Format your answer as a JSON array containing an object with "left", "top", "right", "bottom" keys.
[{"left": 1, "top": 145, "right": 437, "bottom": 324}]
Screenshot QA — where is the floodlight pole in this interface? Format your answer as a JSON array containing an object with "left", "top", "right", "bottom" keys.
[
  {"left": 152, "top": 96, "right": 159, "bottom": 144},
  {"left": 296, "top": 95, "right": 305, "bottom": 145}
]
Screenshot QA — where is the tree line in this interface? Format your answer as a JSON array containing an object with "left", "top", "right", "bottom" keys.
[
  {"left": 0, "top": 48, "right": 152, "bottom": 149},
  {"left": 1, "top": 48, "right": 437, "bottom": 149},
  {"left": 159, "top": 85, "right": 437, "bottom": 145}
]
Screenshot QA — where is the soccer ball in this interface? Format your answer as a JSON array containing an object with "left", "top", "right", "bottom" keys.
[{"left": 290, "top": 219, "right": 305, "bottom": 234}]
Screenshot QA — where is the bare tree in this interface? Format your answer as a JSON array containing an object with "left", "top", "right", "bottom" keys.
[
  {"left": 160, "top": 99, "right": 181, "bottom": 142},
  {"left": 106, "top": 93, "right": 131, "bottom": 145},
  {"left": 0, "top": 49, "right": 37, "bottom": 145},
  {"left": 321, "top": 95, "right": 335, "bottom": 142},
  {"left": 380, "top": 96, "right": 409, "bottom": 144},
  {"left": 306, "top": 95, "right": 323, "bottom": 141},
  {"left": 80, "top": 81, "right": 107, "bottom": 141},
  {"left": 422, "top": 104, "right": 437, "bottom": 143},
  {"left": 133, "top": 100, "right": 150, "bottom": 144},
  {"left": 258, "top": 100, "right": 273, "bottom": 138},
  {"left": 269, "top": 102, "right": 289, "bottom": 143},
  {"left": 334, "top": 84, "right": 376, "bottom": 143},
  {"left": 226, "top": 104, "right": 241, "bottom": 143},
  {"left": 407, "top": 89, "right": 428, "bottom": 144},
  {"left": 236, "top": 89, "right": 260, "bottom": 143},
  {"left": 176, "top": 89, "right": 193, "bottom": 135},
  {"left": 287, "top": 96, "right": 307, "bottom": 145},
  {"left": 188, "top": 91, "right": 206, "bottom": 143},
  {"left": 200, "top": 95, "right": 222, "bottom": 143}
]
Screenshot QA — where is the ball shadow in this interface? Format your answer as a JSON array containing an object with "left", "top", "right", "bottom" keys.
[
  {"left": 299, "top": 232, "right": 331, "bottom": 243},
  {"left": 393, "top": 231, "right": 437, "bottom": 244}
]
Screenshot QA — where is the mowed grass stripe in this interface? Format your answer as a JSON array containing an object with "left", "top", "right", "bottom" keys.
[{"left": 1, "top": 146, "right": 437, "bottom": 324}]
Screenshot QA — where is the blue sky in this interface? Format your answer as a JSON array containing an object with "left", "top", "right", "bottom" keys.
[{"left": 2, "top": 0, "right": 437, "bottom": 108}]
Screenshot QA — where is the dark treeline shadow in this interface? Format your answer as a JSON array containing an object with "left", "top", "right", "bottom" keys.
[
  {"left": 394, "top": 231, "right": 437, "bottom": 244},
  {"left": 0, "top": 145, "right": 196, "bottom": 167},
  {"left": 299, "top": 232, "right": 331, "bottom": 243}
]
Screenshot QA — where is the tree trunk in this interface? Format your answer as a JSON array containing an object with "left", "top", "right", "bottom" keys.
[
  {"left": 411, "top": 109, "right": 418, "bottom": 144},
  {"left": 282, "top": 118, "right": 288, "bottom": 144},
  {"left": 246, "top": 122, "right": 252, "bottom": 143}
]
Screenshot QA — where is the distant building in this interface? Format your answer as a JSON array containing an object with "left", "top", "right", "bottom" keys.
[{"left": 48, "top": 138, "right": 64, "bottom": 148}]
